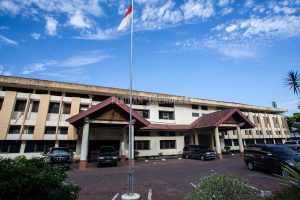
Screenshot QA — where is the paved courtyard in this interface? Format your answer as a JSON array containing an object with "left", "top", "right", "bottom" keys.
[{"left": 68, "top": 155, "right": 286, "bottom": 200}]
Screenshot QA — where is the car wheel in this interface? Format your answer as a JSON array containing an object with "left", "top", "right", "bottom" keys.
[
  {"left": 185, "top": 154, "right": 189, "bottom": 159},
  {"left": 200, "top": 155, "right": 205, "bottom": 161},
  {"left": 247, "top": 162, "right": 255, "bottom": 170}
]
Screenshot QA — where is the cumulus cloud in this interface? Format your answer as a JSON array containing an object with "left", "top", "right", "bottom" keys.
[
  {"left": 31, "top": 32, "right": 41, "bottom": 40},
  {"left": 69, "top": 11, "right": 91, "bottom": 29},
  {"left": 0, "top": 0, "right": 20, "bottom": 15},
  {"left": 181, "top": 0, "right": 214, "bottom": 20},
  {"left": 45, "top": 17, "right": 58, "bottom": 36}
]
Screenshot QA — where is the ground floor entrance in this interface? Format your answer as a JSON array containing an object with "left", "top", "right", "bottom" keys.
[{"left": 88, "top": 140, "right": 120, "bottom": 161}]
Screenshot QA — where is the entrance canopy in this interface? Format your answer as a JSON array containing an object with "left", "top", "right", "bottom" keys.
[{"left": 66, "top": 96, "right": 150, "bottom": 128}]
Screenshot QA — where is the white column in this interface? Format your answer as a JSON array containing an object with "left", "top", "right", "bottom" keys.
[
  {"left": 121, "top": 128, "right": 126, "bottom": 159},
  {"left": 20, "top": 140, "right": 26, "bottom": 154},
  {"left": 214, "top": 127, "right": 222, "bottom": 159},
  {"left": 194, "top": 131, "right": 199, "bottom": 145},
  {"left": 79, "top": 117, "right": 89, "bottom": 169},
  {"left": 237, "top": 126, "right": 244, "bottom": 154},
  {"left": 55, "top": 140, "right": 59, "bottom": 147}
]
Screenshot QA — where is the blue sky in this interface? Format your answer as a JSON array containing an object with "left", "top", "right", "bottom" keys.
[{"left": 0, "top": 0, "right": 300, "bottom": 115}]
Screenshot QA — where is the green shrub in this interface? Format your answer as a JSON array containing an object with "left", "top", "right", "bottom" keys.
[
  {"left": 0, "top": 157, "right": 80, "bottom": 200},
  {"left": 275, "top": 185, "right": 300, "bottom": 200},
  {"left": 134, "top": 150, "right": 140, "bottom": 159},
  {"left": 186, "top": 174, "right": 256, "bottom": 200}
]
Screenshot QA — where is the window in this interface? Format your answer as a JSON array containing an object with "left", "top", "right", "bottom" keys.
[
  {"left": 233, "top": 139, "right": 239, "bottom": 146},
  {"left": 50, "top": 91, "right": 62, "bottom": 96},
  {"left": 45, "top": 127, "right": 56, "bottom": 134},
  {"left": 0, "top": 141, "right": 21, "bottom": 153},
  {"left": 134, "top": 109, "right": 150, "bottom": 118},
  {"left": 58, "top": 141, "right": 76, "bottom": 150},
  {"left": 264, "top": 117, "right": 270, "bottom": 127},
  {"left": 245, "top": 139, "right": 255, "bottom": 145},
  {"left": 248, "top": 130, "right": 252, "bottom": 135},
  {"left": 14, "top": 100, "right": 26, "bottom": 112},
  {"left": 158, "top": 102, "right": 174, "bottom": 108},
  {"left": 192, "top": 105, "right": 199, "bottom": 110},
  {"left": 0, "top": 98, "right": 3, "bottom": 110},
  {"left": 134, "top": 141, "right": 150, "bottom": 150},
  {"left": 256, "top": 130, "right": 263, "bottom": 135},
  {"left": 31, "top": 101, "right": 39, "bottom": 112},
  {"left": 201, "top": 105, "right": 208, "bottom": 110},
  {"left": 192, "top": 113, "right": 199, "bottom": 117},
  {"left": 25, "top": 141, "right": 55, "bottom": 153},
  {"left": 159, "top": 111, "right": 174, "bottom": 120},
  {"left": 24, "top": 126, "right": 34, "bottom": 134},
  {"left": 66, "top": 92, "right": 89, "bottom": 99},
  {"left": 59, "top": 127, "right": 68, "bottom": 134},
  {"left": 35, "top": 90, "right": 48, "bottom": 94},
  {"left": 256, "top": 139, "right": 265, "bottom": 144},
  {"left": 265, "top": 139, "right": 274, "bottom": 144},
  {"left": 135, "top": 131, "right": 150, "bottom": 136},
  {"left": 63, "top": 103, "right": 71, "bottom": 114},
  {"left": 273, "top": 117, "right": 280, "bottom": 128},
  {"left": 274, "top": 138, "right": 283, "bottom": 144},
  {"left": 224, "top": 139, "right": 232, "bottom": 146},
  {"left": 79, "top": 104, "right": 89, "bottom": 112},
  {"left": 8, "top": 125, "right": 21, "bottom": 134},
  {"left": 48, "top": 102, "right": 60, "bottom": 113},
  {"left": 160, "top": 140, "right": 176, "bottom": 149},
  {"left": 159, "top": 131, "right": 176, "bottom": 136},
  {"left": 2, "top": 87, "right": 33, "bottom": 93}
]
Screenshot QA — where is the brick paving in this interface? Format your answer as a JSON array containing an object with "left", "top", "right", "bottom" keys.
[{"left": 67, "top": 155, "right": 286, "bottom": 200}]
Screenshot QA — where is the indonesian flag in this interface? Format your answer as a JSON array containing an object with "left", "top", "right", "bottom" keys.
[{"left": 117, "top": 4, "right": 132, "bottom": 31}]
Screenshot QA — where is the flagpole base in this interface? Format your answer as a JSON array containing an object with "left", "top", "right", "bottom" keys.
[{"left": 121, "top": 193, "right": 140, "bottom": 200}]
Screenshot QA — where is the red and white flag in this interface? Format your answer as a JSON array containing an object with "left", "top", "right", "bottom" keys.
[{"left": 117, "top": 4, "right": 132, "bottom": 31}]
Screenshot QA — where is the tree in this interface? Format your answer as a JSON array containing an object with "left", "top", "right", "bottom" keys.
[{"left": 285, "top": 70, "right": 300, "bottom": 95}]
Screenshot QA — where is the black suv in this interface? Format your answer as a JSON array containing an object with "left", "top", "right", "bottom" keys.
[
  {"left": 244, "top": 144, "right": 300, "bottom": 176},
  {"left": 46, "top": 147, "right": 71, "bottom": 169},
  {"left": 183, "top": 145, "right": 217, "bottom": 160},
  {"left": 97, "top": 146, "right": 118, "bottom": 167}
]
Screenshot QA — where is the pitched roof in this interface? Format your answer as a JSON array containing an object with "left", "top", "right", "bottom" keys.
[
  {"left": 66, "top": 96, "right": 150, "bottom": 127},
  {"left": 190, "top": 108, "right": 255, "bottom": 129}
]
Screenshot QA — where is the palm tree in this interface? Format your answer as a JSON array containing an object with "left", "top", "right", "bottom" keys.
[{"left": 285, "top": 70, "right": 300, "bottom": 95}]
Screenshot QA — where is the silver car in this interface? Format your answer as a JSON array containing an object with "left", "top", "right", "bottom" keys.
[{"left": 284, "top": 140, "right": 300, "bottom": 151}]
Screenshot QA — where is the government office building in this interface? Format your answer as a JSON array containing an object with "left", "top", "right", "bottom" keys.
[{"left": 0, "top": 76, "right": 290, "bottom": 168}]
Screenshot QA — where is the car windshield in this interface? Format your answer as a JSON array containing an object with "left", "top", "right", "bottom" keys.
[
  {"left": 51, "top": 148, "right": 69, "bottom": 155},
  {"left": 269, "top": 146, "right": 299, "bottom": 156},
  {"left": 99, "top": 147, "right": 116, "bottom": 156},
  {"left": 196, "top": 146, "right": 208, "bottom": 150}
]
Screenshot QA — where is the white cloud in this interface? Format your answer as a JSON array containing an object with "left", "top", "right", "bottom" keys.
[
  {"left": 0, "top": 65, "right": 13, "bottom": 76},
  {"left": 73, "top": 28, "right": 116, "bottom": 40},
  {"left": 181, "top": 0, "right": 214, "bottom": 20},
  {"left": 22, "top": 51, "right": 110, "bottom": 74},
  {"left": 0, "top": 35, "right": 18, "bottom": 45},
  {"left": 31, "top": 32, "right": 41, "bottom": 40},
  {"left": 0, "top": 0, "right": 20, "bottom": 15},
  {"left": 69, "top": 11, "right": 91, "bottom": 29},
  {"left": 45, "top": 17, "right": 58, "bottom": 36}
]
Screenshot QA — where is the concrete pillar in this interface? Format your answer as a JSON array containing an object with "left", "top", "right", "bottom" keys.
[
  {"left": 237, "top": 126, "right": 244, "bottom": 155},
  {"left": 214, "top": 127, "right": 222, "bottom": 159},
  {"left": 20, "top": 140, "right": 26, "bottom": 154},
  {"left": 55, "top": 140, "right": 59, "bottom": 147},
  {"left": 210, "top": 134, "right": 214, "bottom": 150},
  {"left": 194, "top": 131, "right": 199, "bottom": 145},
  {"left": 79, "top": 117, "right": 89, "bottom": 169},
  {"left": 121, "top": 128, "right": 126, "bottom": 162}
]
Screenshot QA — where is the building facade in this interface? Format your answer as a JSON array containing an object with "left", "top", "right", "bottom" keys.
[{"left": 0, "top": 76, "right": 290, "bottom": 168}]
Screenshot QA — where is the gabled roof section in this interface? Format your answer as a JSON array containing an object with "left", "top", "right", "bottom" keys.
[
  {"left": 66, "top": 96, "right": 150, "bottom": 127},
  {"left": 190, "top": 108, "right": 255, "bottom": 129}
]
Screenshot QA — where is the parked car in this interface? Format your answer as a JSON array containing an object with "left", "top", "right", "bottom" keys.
[
  {"left": 243, "top": 144, "right": 300, "bottom": 176},
  {"left": 46, "top": 147, "right": 71, "bottom": 169},
  {"left": 284, "top": 140, "right": 300, "bottom": 151},
  {"left": 183, "top": 145, "right": 217, "bottom": 160},
  {"left": 97, "top": 146, "right": 118, "bottom": 167}
]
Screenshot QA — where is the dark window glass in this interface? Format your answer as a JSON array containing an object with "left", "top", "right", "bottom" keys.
[
  {"left": 45, "top": 141, "right": 55, "bottom": 152},
  {"left": 79, "top": 104, "right": 89, "bottom": 112},
  {"left": 256, "top": 139, "right": 265, "bottom": 144},
  {"left": 36, "top": 141, "right": 45, "bottom": 152},
  {"left": 66, "top": 92, "right": 89, "bottom": 99},
  {"left": 63, "top": 103, "right": 71, "bottom": 114},
  {"left": 9, "top": 141, "right": 21, "bottom": 153},
  {"left": 135, "top": 131, "right": 150, "bottom": 136},
  {"left": 0, "top": 98, "right": 3, "bottom": 110},
  {"left": 50, "top": 91, "right": 62, "bottom": 96},
  {"left": 25, "top": 126, "right": 34, "bottom": 134},
  {"left": 2, "top": 87, "right": 33, "bottom": 93},
  {"left": 35, "top": 90, "right": 48, "bottom": 94},
  {"left": 233, "top": 139, "right": 239, "bottom": 146},
  {"left": 14, "top": 100, "right": 26, "bottom": 112},
  {"left": 201, "top": 105, "right": 208, "bottom": 110},
  {"left": 8, "top": 125, "right": 21, "bottom": 134},
  {"left": 0, "top": 141, "right": 9, "bottom": 153},
  {"left": 60, "top": 127, "right": 68, "bottom": 134},
  {"left": 134, "top": 141, "right": 150, "bottom": 150},
  {"left": 158, "top": 103, "right": 174, "bottom": 108},
  {"left": 134, "top": 109, "right": 149, "bottom": 118},
  {"left": 192, "top": 113, "right": 199, "bottom": 117},
  {"left": 274, "top": 138, "right": 283, "bottom": 144},
  {"left": 58, "top": 141, "right": 76, "bottom": 151},
  {"left": 92, "top": 95, "right": 110, "bottom": 102},
  {"left": 265, "top": 139, "right": 274, "bottom": 144},
  {"left": 159, "top": 131, "right": 176, "bottom": 136},
  {"left": 192, "top": 105, "right": 199, "bottom": 110},
  {"left": 160, "top": 140, "right": 176, "bottom": 149},
  {"left": 25, "top": 141, "right": 36, "bottom": 152},
  {"left": 159, "top": 111, "right": 174, "bottom": 120},
  {"left": 48, "top": 102, "right": 60, "bottom": 113},
  {"left": 45, "top": 127, "right": 56, "bottom": 134},
  {"left": 31, "top": 101, "right": 39, "bottom": 112},
  {"left": 245, "top": 139, "right": 255, "bottom": 145},
  {"left": 224, "top": 139, "right": 232, "bottom": 146}
]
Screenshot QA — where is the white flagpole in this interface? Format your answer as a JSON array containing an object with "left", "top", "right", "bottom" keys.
[{"left": 128, "top": 0, "right": 134, "bottom": 195}]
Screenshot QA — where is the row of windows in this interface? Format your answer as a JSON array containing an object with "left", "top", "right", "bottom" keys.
[
  {"left": 224, "top": 138, "right": 283, "bottom": 147},
  {"left": 8, "top": 126, "right": 68, "bottom": 135},
  {"left": 134, "top": 140, "right": 176, "bottom": 150},
  {"left": 135, "top": 131, "right": 177, "bottom": 137}
]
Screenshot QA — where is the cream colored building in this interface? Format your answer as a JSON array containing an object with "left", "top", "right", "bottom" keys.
[{"left": 0, "top": 76, "right": 289, "bottom": 169}]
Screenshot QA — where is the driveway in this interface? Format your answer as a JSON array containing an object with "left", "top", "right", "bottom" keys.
[{"left": 68, "top": 155, "right": 286, "bottom": 200}]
